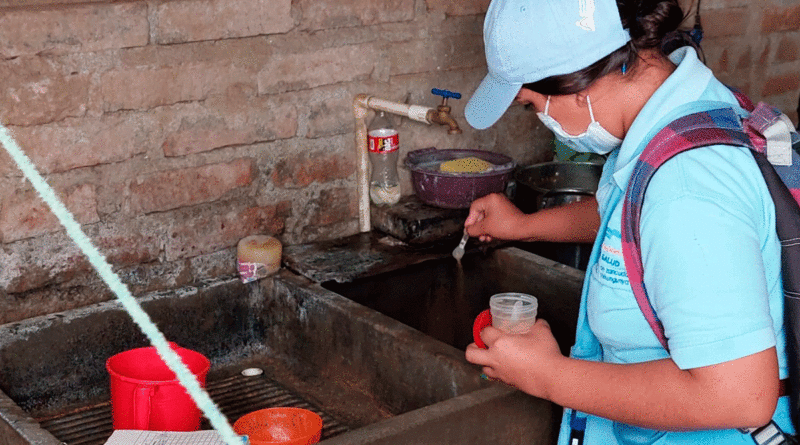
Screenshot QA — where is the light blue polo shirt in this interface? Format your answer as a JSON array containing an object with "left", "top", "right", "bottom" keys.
[{"left": 557, "top": 47, "right": 791, "bottom": 445}]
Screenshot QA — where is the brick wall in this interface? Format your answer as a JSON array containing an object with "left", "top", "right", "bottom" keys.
[
  {"left": 692, "top": 0, "right": 800, "bottom": 118},
  {"left": 0, "top": 0, "right": 798, "bottom": 323}
]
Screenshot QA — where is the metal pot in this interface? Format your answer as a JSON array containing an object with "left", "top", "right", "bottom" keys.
[
  {"left": 513, "top": 161, "right": 603, "bottom": 213},
  {"left": 512, "top": 161, "right": 604, "bottom": 271},
  {"left": 404, "top": 147, "right": 516, "bottom": 209}
]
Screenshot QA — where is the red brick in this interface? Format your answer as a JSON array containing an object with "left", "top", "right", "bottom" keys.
[
  {"left": 162, "top": 120, "right": 254, "bottom": 157},
  {"left": 390, "top": 34, "right": 485, "bottom": 75},
  {"left": 2, "top": 113, "right": 155, "bottom": 175},
  {"left": 305, "top": 85, "right": 354, "bottom": 139},
  {"left": 161, "top": 93, "right": 298, "bottom": 157},
  {"left": 760, "top": 41, "right": 771, "bottom": 66},
  {"left": 118, "top": 38, "right": 270, "bottom": 72},
  {"left": 776, "top": 36, "right": 799, "bottom": 63},
  {"left": 734, "top": 82, "right": 752, "bottom": 99},
  {"left": 129, "top": 158, "right": 256, "bottom": 214},
  {"left": 95, "top": 231, "right": 161, "bottom": 266},
  {"left": 425, "top": 0, "right": 490, "bottom": 16},
  {"left": 0, "top": 56, "right": 90, "bottom": 126},
  {"left": 165, "top": 202, "right": 290, "bottom": 260},
  {"left": 115, "top": 258, "right": 195, "bottom": 296},
  {"left": 257, "top": 44, "right": 378, "bottom": 95},
  {"left": 94, "top": 178, "right": 127, "bottom": 217},
  {"left": 0, "top": 183, "right": 99, "bottom": 243},
  {"left": 0, "top": 2, "right": 148, "bottom": 58},
  {"left": 100, "top": 64, "right": 254, "bottom": 113},
  {"left": 297, "top": 0, "right": 414, "bottom": 30},
  {"left": 762, "top": 4, "right": 800, "bottom": 33},
  {"left": 104, "top": 39, "right": 272, "bottom": 112},
  {"left": 0, "top": 0, "right": 102, "bottom": 6},
  {"left": 702, "top": 8, "right": 749, "bottom": 38},
  {"left": 787, "top": 110, "right": 798, "bottom": 128},
  {"left": 271, "top": 153, "right": 355, "bottom": 188},
  {"left": 2, "top": 267, "right": 52, "bottom": 302},
  {"left": 716, "top": 48, "right": 730, "bottom": 73},
  {"left": 761, "top": 72, "right": 800, "bottom": 97},
  {"left": 153, "top": 0, "right": 293, "bottom": 44},
  {"left": 735, "top": 47, "right": 752, "bottom": 70},
  {"left": 3, "top": 254, "right": 94, "bottom": 295},
  {"left": 309, "top": 188, "right": 356, "bottom": 226}
]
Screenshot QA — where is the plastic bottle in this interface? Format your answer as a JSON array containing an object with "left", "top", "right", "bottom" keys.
[{"left": 367, "top": 111, "right": 401, "bottom": 205}]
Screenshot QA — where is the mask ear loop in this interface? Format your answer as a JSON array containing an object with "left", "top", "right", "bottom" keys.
[
  {"left": 586, "top": 95, "right": 597, "bottom": 123},
  {"left": 544, "top": 96, "right": 551, "bottom": 115}
]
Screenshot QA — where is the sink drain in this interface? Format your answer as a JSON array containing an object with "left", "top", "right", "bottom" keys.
[{"left": 36, "top": 371, "right": 349, "bottom": 445}]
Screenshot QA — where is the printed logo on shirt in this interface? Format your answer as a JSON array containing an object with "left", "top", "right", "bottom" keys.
[{"left": 595, "top": 227, "right": 630, "bottom": 288}]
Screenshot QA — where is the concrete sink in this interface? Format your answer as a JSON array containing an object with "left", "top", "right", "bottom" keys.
[{"left": 0, "top": 246, "right": 582, "bottom": 444}]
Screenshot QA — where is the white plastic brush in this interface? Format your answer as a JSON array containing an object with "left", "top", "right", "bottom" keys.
[{"left": 452, "top": 230, "right": 469, "bottom": 261}]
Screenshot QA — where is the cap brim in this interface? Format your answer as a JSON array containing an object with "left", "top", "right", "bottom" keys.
[{"left": 465, "top": 72, "right": 522, "bottom": 130}]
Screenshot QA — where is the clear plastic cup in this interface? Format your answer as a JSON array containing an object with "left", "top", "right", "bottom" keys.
[{"left": 489, "top": 293, "right": 538, "bottom": 334}]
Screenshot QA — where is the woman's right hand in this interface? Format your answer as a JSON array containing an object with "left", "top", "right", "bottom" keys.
[{"left": 464, "top": 193, "right": 527, "bottom": 242}]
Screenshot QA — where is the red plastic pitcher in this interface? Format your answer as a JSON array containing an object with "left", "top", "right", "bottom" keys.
[{"left": 106, "top": 343, "right": 211, "bottom": 431}]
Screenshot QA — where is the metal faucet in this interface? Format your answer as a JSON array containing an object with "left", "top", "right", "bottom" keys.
[{"left": 427, "top": 89, "right": 462, "bottom": 135}]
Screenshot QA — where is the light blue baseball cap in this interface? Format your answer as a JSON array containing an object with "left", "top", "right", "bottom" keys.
[{"left": 465, "top": 0, "right": 631, "bottom": 130}]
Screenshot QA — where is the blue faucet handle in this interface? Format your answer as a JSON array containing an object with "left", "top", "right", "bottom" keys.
[{"left": 431, "top": 88, "right": 462, "bottom": 100}]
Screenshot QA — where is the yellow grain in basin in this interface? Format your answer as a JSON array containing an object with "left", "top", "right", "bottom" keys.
[{"left": 439, "top": 156, "right": 493, "bottom": 173}]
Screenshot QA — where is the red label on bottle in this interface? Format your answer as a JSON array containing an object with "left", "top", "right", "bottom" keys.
[{"left": 368, "top": 129, "right": 399, "bottom": 153}]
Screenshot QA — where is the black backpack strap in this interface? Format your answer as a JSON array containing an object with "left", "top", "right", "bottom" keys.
[{"left": 752, "top": 148, "right": 800, "bottom": 431}]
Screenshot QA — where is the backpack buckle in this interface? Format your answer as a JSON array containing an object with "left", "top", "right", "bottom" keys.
[{"left": 749, "top": 420, "right": 796, "bottom": 445}]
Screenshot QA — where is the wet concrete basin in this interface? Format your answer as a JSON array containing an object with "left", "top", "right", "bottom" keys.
[
  {"left": 323, "top": 247, "right": 581, "bottom": 354},
  {"left": 0, "top": 244, "right": 583, "bottom": 445}
]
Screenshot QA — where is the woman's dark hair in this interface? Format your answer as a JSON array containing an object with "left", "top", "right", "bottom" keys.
[{"left": 523, "top": 0, "right": 686, "bottom": 95}]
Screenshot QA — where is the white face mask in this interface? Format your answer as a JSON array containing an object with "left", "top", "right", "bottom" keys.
[{"left": 536, "top": 95, "right": 622, "bottom": 155}]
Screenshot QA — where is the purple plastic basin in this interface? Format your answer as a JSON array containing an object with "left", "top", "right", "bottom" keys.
[{"left": 404, "top": 147, "right": 516, "bottom": 209}]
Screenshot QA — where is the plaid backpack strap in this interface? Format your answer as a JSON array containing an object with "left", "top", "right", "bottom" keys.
[
  {"left": 740, "top": 101, "right": 800, "bottom": 203},
  {"left": 621, "top": 107, "right": 754, "bottom": 351},
  {"left": 729, "top": 87, "right": 756, "bottom": 113}
]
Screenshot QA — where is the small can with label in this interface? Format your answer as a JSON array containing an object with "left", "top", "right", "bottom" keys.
[{"left": 237, "top": 235, "right": 282, "bottom": 283}]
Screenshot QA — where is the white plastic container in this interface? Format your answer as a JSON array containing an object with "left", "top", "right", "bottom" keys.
[{"left": 489, "top": 293, "right": 538, "bottom": 334}]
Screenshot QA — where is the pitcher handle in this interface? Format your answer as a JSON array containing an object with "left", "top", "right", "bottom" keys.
[
  {"left": 133, "top": 385, "right": 154, "bottom": 430},
  {"left": 472, "top": 309, "right": 493, "bottom": 349}
]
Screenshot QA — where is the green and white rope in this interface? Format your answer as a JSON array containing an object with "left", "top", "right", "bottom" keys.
[{"left": 0, "top": 124, "right": 244, "bottom": 445}]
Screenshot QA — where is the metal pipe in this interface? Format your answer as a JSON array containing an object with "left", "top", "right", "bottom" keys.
[{"left": 353, "top": 94, "right": 371, "bottom": 233}]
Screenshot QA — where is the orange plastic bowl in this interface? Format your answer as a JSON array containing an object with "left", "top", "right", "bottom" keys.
[{"left": 233, "top": 407, "right": 322, "bottom": 445}]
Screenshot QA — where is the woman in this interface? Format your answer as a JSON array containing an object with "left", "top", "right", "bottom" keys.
[{"left": 463, "top": 0, "right": 793, "bottom": 443}]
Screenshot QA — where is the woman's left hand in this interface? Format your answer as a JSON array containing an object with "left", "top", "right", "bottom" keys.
[{"left": 465, "top": 319, "right": 564, "bottom": 400}]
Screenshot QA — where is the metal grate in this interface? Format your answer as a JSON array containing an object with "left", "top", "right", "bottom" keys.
[{"left": 36, "top": 371, "right": 350, "bottom": 445}]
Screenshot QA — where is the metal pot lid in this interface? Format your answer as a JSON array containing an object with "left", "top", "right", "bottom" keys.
[{"left": 515, "top": 161, "right": 603, "bottom": 194}]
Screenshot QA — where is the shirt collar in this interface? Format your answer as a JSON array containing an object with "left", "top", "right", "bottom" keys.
[{"left": 610, "top": 47, "right": 714, "bottom": 191}]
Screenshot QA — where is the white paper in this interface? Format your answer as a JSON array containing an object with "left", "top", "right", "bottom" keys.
[{"left": 104, "top": 430, "right": 242, "bottom": 445}]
